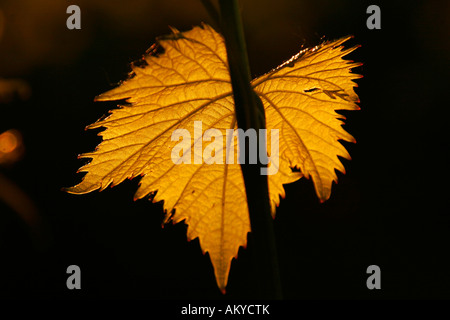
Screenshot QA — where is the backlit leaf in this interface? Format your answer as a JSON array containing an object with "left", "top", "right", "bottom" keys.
[
  {"left": 66, "top": 23, "right": 360, "bottom": 292},
  {"left": 253, "top": 38, "right": 361, "bottom": 202}
]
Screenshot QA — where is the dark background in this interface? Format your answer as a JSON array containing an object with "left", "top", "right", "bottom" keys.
[{"left": 0, "top": 0, "right": 449, "bottom": 300}]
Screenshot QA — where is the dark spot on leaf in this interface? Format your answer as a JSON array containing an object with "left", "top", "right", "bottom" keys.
[{"left": 323, "top": 89, "right": 350, "bottom": 101}]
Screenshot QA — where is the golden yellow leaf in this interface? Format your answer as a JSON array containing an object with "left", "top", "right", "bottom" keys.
[
  {"left": 254, "top": 38, "right": 361, "bottom": 202},
  {"left": 66, "top": 23, "right": 360, "bottom": 292}
]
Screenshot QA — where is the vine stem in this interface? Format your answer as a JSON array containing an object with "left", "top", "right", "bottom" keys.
[{"left": 217, "top": 0, "right": 283, "bottom": 299}]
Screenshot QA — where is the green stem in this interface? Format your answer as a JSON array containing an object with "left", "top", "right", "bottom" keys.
[
  {"left": 200, "top": 0, "right": 220, "bottom": 26},
  {"left": 217, "top": 0, "right": 282, "bottom": 299}
]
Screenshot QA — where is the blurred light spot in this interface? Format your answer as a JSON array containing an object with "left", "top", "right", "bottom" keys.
[
  {"left": 0, "top": 130, "right": 18, "bottom": 153},
  {"left": 0, "top": 129, "right": 24, "bottom": 165}
]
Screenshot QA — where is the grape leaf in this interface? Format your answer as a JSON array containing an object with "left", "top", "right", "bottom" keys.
[{"left": 66, "top": 23, "right": 360, "bottom": 292}]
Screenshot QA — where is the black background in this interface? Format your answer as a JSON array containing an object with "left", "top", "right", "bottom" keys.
[{"left": 0, "top": 0, "right": 449, "bottom": 300}]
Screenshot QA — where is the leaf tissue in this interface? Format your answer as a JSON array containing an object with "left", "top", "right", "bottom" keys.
[{"left": 66, "top": 24, "right": 361, "bottom": 292}]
